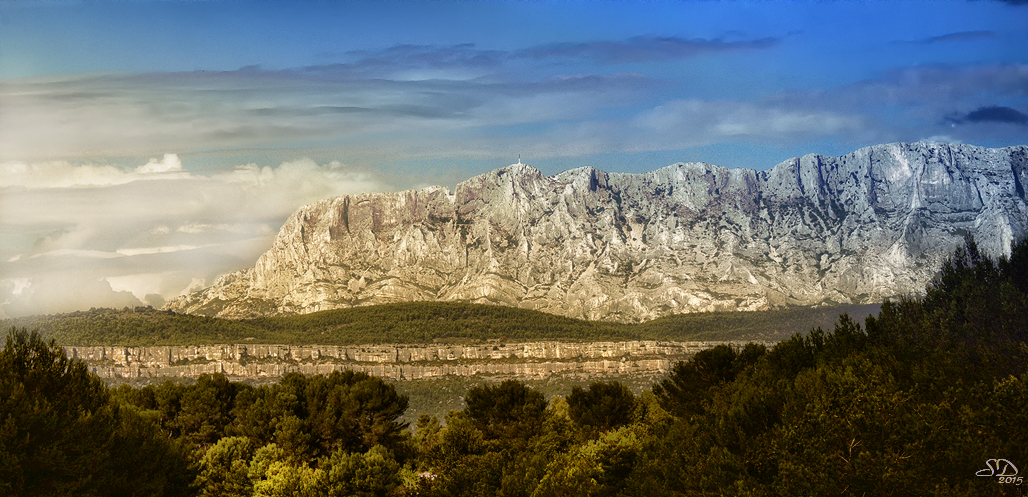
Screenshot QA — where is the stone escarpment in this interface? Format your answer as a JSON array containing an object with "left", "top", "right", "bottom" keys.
[
  {"left": 166, "top": 142, "right": 1028, "bottom": 322},
  {"left": 65, "top": 341, "right": 748, "bottom": 381}
]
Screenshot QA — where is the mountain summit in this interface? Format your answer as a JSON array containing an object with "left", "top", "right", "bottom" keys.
[{"left": 166, "top": 142, "right": 1028, "bottom": 321}]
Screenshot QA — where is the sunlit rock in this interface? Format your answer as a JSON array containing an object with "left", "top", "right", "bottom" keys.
[{"left": 166, "top": 142, "right": 1028, "bottom": 322}]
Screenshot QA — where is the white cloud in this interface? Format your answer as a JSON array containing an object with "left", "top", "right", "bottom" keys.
[
  {"left": 0, "top": 154, "right": 389, "bottom": 317},
  {"left": 0, "top": 153, "right": 187, "bottom": 189},
  {"left": 135, "top": 153, "right": 184, "bottom": 174},
  {"left": 10, "top": 278, "right": 30, "bottom": 296}
]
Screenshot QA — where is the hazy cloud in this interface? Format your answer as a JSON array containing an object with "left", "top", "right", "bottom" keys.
[
  {"left": 747, "top": 64, "right": 1028, "bottom": 146},
  {"left": 521, "top": 35, "right": 782, "bottom": 64},
  {"left": 0, "top": 275, "right": 143, "bottom": 318},
  {"left": 0, "top": 64, "right": 660, "bottom": 168},
  {"left": 517, "top": 63, "right": 1028, "bottom": 157},
  {"left": 336, "top": 43, "right": 506, "bottom": 79},
  {"left": 629, "top": 99, "right": 867, "bottom": 150},
  {"left": 320, "top": 35, "right": 782, "bottom": 76},
  {"left": 0, "top": 153, "right": 187, "bottom": 189},
  {"left": 0, "top": 161, "right": 131, "bottom": 188},
  {"left": 774, "top": 64, "right": 1028, "bottom": 115},
  {"left": 4, "top": 57, "right": 1025, "bottom": 172},
  {"left": 0, "top": 156, "right": 388, "bottom": 316}
]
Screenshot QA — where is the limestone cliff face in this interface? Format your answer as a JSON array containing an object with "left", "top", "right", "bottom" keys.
[
  {"left": 166, "top": 142, "right": 1028, "bottom": 321},
  {"left": 66, "top": 341, "right": 740, "bottom": 381}
]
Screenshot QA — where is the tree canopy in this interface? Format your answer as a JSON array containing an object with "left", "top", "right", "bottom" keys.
[
  {"left": 0, "top": 327, "right": 193, "bottom": 497},
  {"left": 3, "top": 300, "right": 880, "bottom": 346},
  {"left": 3, "top": 235, "right": 1026, "bottom": 496}
]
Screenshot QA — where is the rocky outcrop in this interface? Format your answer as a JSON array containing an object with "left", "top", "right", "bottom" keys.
[
  {"left": 66, "top": 340, "right": 751, "bottom": 381},
  {"left": 166, "top": 142, "right": 1028, "bottom": 322}
]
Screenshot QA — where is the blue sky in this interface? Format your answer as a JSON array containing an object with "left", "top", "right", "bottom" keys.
[{"left": 1, "top": 0, "right": 1027, "bottom": 316}]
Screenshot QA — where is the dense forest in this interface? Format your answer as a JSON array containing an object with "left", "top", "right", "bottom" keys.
[
  {"left": 2, "top": 236, "right": 1026, "bottom": 496},
  {"left": 3, "top": 300, "right": 879, "bottom": 346}
]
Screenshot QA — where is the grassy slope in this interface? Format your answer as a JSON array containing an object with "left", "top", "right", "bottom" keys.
[{"left": 3, "top": 301, "right": 881, "bottom": 346}]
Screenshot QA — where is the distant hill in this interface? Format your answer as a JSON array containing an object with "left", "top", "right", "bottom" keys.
[{"left": 3, "top": 301, "right": 880, "bottom": 346}]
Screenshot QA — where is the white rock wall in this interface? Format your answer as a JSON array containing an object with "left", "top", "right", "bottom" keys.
[
  {"left": 166, "top": 142, "right": 1028, "bottom": 322},
  {"left": 66, "top": 340, "right": 761, "bottom": 381}
]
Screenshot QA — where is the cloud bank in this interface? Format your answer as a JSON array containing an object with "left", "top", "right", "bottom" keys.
[
  {"left": 3, "top": 44, "right": 1025, "bottom": 170},
  {"left": 0, "top": 155, "right": 386, "bottom": 317}
]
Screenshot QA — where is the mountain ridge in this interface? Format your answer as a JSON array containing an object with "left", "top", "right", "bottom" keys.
[{"left": 166, "top": 142, "right": 1028, "bottom": 321}]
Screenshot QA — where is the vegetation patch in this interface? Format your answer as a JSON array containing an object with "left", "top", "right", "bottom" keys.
[{"left": 4, "top": 300, "right": 884, "bottom": 347}]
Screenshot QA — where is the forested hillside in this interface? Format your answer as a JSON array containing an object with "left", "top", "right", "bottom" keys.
[
  {"left": 4, "top": 301, "right": 880, "bottom": 346},
  {"left": 2, "top": 236, "right": 1025, "bottom": 496}
]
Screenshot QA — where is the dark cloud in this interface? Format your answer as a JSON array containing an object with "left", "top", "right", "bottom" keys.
[
  {"left": 946, "top": 106, "right": 1028, "bottom": 125},
  {"left": 297, "top": 44, "right": 507, "bottom": 80},
  {"left": 897, "top": 31, "right": 996, "bottom": 45},
  {"left": 521, "top": 35, "right": 782, "bottom": 64}
]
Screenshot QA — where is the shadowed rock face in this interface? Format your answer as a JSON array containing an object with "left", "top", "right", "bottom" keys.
[{"left": 166, "top": 142, "right": 1028, "bottom": 322}]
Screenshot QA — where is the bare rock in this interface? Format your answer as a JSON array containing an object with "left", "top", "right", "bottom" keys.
[{"left": 166, "top": 142, "right": 1028, "bottom": 321}]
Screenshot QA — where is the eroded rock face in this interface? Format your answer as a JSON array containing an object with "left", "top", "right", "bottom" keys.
[
  {"left": 166, "top": 142, "right": 1028, "bottom": 321},
  {"left": 66, "top": 341, "right": 739, "bottom": 381}
]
